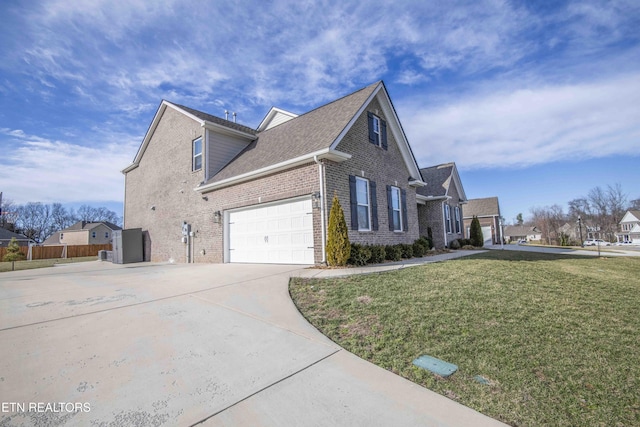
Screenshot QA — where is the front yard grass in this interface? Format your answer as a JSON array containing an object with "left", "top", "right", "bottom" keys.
[
  {"left": 290, "top": 251, "right": 640, "bottom": 426},
  {"left": 0, "top": 257, "right": 97, "bottom": 273}
]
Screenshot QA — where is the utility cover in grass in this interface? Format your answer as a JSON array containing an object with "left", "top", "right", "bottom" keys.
[{"left": 412, "top": 355, "right": 458, "bottom": 377}]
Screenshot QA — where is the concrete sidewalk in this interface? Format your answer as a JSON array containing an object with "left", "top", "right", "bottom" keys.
[{"left": 295, "top": 249, "right": 484, "bottom": 279}]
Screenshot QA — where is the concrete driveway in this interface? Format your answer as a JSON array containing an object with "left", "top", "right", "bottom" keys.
[{"left": 0, "top": 261, "right": 506, "bottom": 427}]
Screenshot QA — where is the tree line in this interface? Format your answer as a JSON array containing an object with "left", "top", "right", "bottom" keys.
[
  {"left": 0, "top": 198, "right": 121, "bottom": 244},
  {"left": 521, "top": 184, "right": 639, "bottom": 245}
]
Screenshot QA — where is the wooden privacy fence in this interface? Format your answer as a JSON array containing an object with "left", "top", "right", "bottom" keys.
[{"left": 0, "top": 244, "right": 111, "bottom": 261}]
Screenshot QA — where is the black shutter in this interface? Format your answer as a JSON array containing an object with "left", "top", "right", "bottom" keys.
[
  {"left": 370, "top": 181, "right": 378, "bottom": 231},
  {"left": 349, "top": 175, "right": 358, "bottom": 230},
  {"left": 381, "top": 120, "right": 388, "bottom": 150},
  {"left": 401, "top": 189, "right": 408, "bottom": 232},
  {"left": 367, "top": 112, "right": 376, "bottom": 145},
  {"left": 387, "top": 185, "right": 394, "bottom": 231}
]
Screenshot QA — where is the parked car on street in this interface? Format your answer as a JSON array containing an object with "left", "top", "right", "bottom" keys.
[{"left": 583, "top": 239, "right": 611, "bottom": 246}]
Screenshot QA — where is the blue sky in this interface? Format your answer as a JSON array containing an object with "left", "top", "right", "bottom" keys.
[{"left": 1, "top": 0, "right": 639, "bottom": 224}]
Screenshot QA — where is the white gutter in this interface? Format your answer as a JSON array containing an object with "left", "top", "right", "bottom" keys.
[
  {"left": 314, "top": 155, "right": 327, "bottom": 263},
  {"left": 196, "top": 148, "right": 351, "bottom": 193}
]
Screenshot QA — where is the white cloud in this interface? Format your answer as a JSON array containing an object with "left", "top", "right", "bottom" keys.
[
  {"left": 402, "top": 73, "right": 640, "bottom": 169},
  {"left": 0, "top": 129, "right": 139, "bottom": 205}
]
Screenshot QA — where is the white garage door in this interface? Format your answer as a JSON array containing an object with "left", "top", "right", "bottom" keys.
[
  {"left": 481, "top": 226, "right": 493, "bottom": 246},
  {"left": 228, "top": 198, "right": 315, "bottom": 264}
]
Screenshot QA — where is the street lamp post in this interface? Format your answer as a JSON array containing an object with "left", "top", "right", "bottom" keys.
[{"left": 578, "top": 216, "right": 583, "bottom": 247}]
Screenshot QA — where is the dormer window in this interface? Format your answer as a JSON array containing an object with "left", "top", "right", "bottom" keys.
[
  {"left": 367, "top": 112, "right": 387, "bottom": 150},
  {"left": 372, "top": 116, "right": 381, "bottom": 145},
  {"left": 193, "top": 137, "right": 203, "bottom": 171}
]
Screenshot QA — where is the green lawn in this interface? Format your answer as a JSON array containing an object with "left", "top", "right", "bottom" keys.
[
  {"left": 0, "top": 257, "right": 97, "bottom": 273},
  {"left": 290, "top": 251, "right": 640, "bottom": 427}
]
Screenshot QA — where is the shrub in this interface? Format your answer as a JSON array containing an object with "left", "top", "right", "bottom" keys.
[
  {"left": 3, "top": 238, "right": 25, "bottom": 262},
  {"left": 449, "top": 239, "right": 461, "bottom": 250},
  {"left": 470, "top": 216, "right": 484, "bottom": 247},
  {"left": 326, "top": 193, "right": 350, "bottom": 266},
  {"left": 398, "top": 243, "right": 413, "bottom": 258},
  {"left": 412, "top": 241, "right": 427, "bottom": 257},
  {"left": 348, "top": 243, "right": 371, "bottom": 266},
  {"left": 385, "top": 245, "right": 402, "bottom": 261},
  {"left": 368, "top": 245, "right": 386, "bottom": 264},
  {"left": 417, "top": 236, "right": 432, "bottom": 250}
]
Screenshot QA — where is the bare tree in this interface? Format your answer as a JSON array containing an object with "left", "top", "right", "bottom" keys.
[
  {"left": 16, "top": 203, "right": 52, "bottom": 243},
  {"left": 530, "top": 205, "right": 566, "bottom": 245},
  {"left": 76, "top": 205, "right": 120, "bottom": 224},
  {"left": 629, "top": 198, "right": 640, "bottom": 210}
]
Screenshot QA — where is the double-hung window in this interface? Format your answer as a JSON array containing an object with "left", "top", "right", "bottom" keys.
[
  {"left": 356, "top": 177, "right": 371, "bottom": 231},
  {"left": 454, "top": 206, "right": 461, "bottom": 233},
  {"left": 192, "top": 137, "right": 203, "bottom": 171},
  {"left": 390, "top": 186, "right": 402, "bottom": 231}
]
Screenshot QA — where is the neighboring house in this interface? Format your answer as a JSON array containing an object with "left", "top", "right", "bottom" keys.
[
  {"left": 416, "top": 162, "right": 467, "bottom": 248},
  {"left": 43, "top": 221, "right": 121, "bottom": 246},
  {"left": 503, "top": 225, "right": 542, "bottom": 243},
  {"left": 0, "top": 228, "right": 32, "bottom": 247},
  {"left": 462, "top": 197, "right": 502, "bottom": 245},
  {"left": 123, "top": 81, "right": 428, "bottom": 264},
  {"left": 616, "top": 210, "right": 640, "bottom": 245}
]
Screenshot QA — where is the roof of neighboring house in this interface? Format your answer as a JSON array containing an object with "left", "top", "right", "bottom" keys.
[
  {"left": 623, "top": 210, "right": 640, "bottom": 221},
  {"left": 42, "top": 221, "right": 122, "bottom": 245},
  {"left": 417, "top": 162, "right": 467, "bottom": 201},
  {"left": 463, "top": 197, "right": 501, "bottom": 218},
  {"left": 0, "top": 228, "right": 31, "bottom": 241},
  {"left": 205, "top": 82, "right": 381, "bottom": 184}
]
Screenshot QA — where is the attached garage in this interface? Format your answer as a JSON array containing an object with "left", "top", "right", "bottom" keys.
[
  {"left": 481, "top": 226, "right": 493, "bottom": 246},
  {"left": 226, "top": 197, "right": 315, "bottom": 264}
]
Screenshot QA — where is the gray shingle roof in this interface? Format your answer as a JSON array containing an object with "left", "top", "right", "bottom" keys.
[
  {"left": 463, "top": 197, "right": 501, "bottom": 218},
  {"left": 0, "top": 228, "right": 30, "bottom": 241},
  {"left": 206, "top": 82, "right": 380, "bottom": 184},
  {"left": 417, "top": 163, "right": 455, "bottom": 197},
  {"left": 168, "top": 102, "right": 257, "bottom": 135}
]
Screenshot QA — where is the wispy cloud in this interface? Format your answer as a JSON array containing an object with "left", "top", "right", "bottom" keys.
[
  {"left": 0, "top": 129, "right": 139, "bottom": 204},
  {"left": 403, "top": 73, "right": 640, "bottom": 169}
]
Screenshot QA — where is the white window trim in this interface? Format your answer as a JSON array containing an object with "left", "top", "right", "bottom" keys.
[
  {"left": 372, "top": 115, "right": 381, "bottom": 147},
  {"left": 391, "top": 186, "right": 402, "bottom": 232},
  {"left": 455, "top": 206, "right": 461, "bottom": 234},
  {"left": 445, "top": 204, "right": 452, "bottom": 234},
  {"left": 356, "top": 176, "right": 371, "bottom": 231},
  {"left": 193, "top": 136, "right": 203, "bottom": 171}
]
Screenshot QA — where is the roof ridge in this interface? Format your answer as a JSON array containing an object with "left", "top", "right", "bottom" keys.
[{"left": 260, "top": 81, "right": 381, "bottom": 134}]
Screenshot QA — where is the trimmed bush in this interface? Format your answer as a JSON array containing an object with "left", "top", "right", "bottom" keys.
[
  {"left": 449, "top": 239, "right": 461, "bottom": 250},
  {"left": 385, "top": 245, "right": 402, "bottom": 261},
  {"left": 412, "top": 241, "right": 427, "bottom": 257},
  {"left": 398, "top": 243, "right": 413, "bottom": 259},
  {"left": 368, "top": 245, "right": 386, "bottom": 264},
  {"left": 417, "top": 236, "right": 432, "bottom": 250},
  {"left": 470, "top": 216, "right": 484, "bottom": 247},
  {"left": 326, "top": 193, "right": 350, "bottom": 266},
  {"left": 348, "top": 243, "right": 371, "bottom": 266}
]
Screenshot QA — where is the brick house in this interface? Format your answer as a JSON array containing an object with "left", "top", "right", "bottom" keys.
[
  {"left": 123, "top": 81, "right": 429, "bottom": 264},
  {"left": 416, "top": 163, "right": 467, "bottom": 248},
  {"left": 462, "top": 197, "right": 502, "bottom": 245}
]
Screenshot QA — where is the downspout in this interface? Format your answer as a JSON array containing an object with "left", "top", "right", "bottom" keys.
[{"left": 314, "top": 156, "right": 327, "bottom": 263}]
